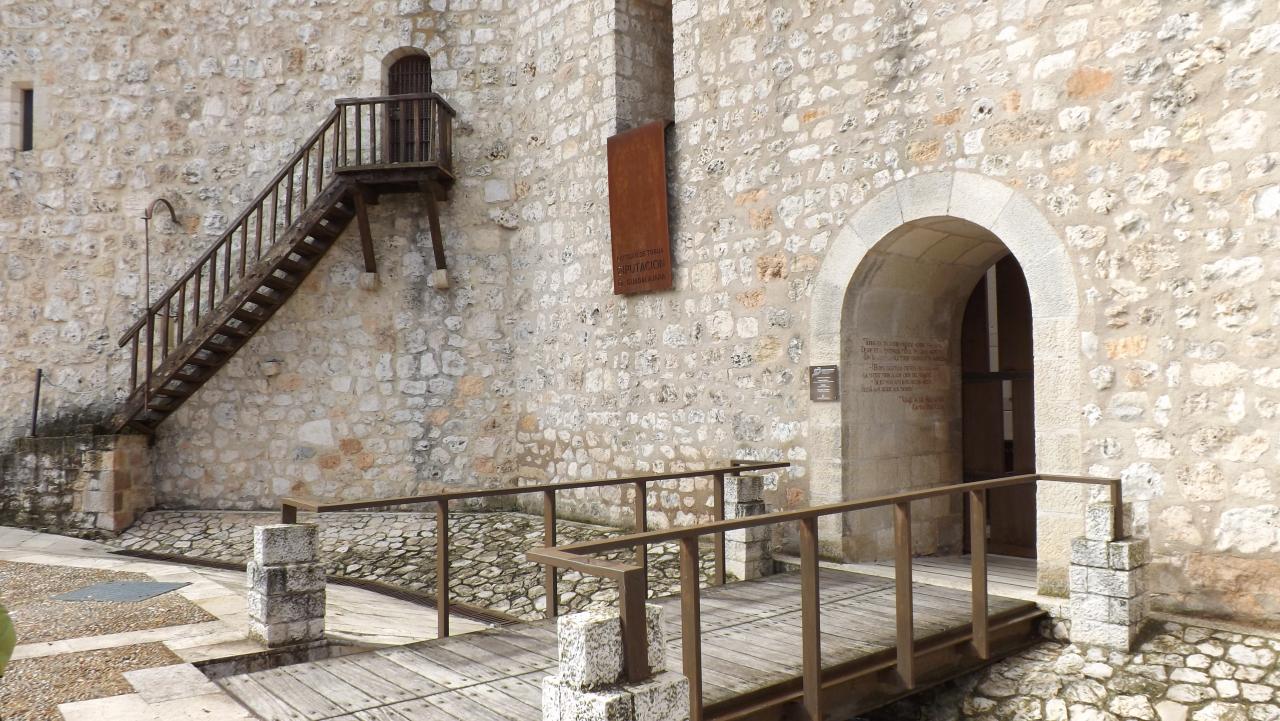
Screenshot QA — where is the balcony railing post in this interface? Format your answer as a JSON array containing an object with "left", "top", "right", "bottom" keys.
[
  {"left": 894, "top": 501, "right": 915, "bottom": 689},
  {"left": 712, "top": 471, "right": 726, "bottom": 585},
  {"left": 634, "top": 480, "right": 648, "bottom": 597},
  {"left": 436, "top": 499, "right": 450, "bottom": 638},
  {"left": 679, "top": 536, "right": 703, "bottom": 721},
  {"left": 969, "top": 488, "right": 990, "bottom": 660},
  {"left": 543, "top": 488, "right": 558, "bottom": 619},
  {"left": 800, "top": 515, "right": 822, "bottom": 721},
  {"left": 618, "top": 565, "right": 650, "bottom": 683}
]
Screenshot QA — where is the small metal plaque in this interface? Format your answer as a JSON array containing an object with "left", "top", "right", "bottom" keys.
[
  {"left": 809, "top": 365, "right": 840, "bottom": 402},
  {"left": 54, "top": 581, "right": 189, "bottom": 603}
]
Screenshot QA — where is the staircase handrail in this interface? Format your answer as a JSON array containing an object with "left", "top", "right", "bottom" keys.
[{"left": 117, "top": 106, "right": 342, "bottom": 346}]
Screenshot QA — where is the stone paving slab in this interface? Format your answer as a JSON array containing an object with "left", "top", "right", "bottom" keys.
[
  {"left": 866, "top": 619, "right": 1280, "bottom": 721},
  {"left": 113, "top": 510, "right": 722, "bottom": 620}
]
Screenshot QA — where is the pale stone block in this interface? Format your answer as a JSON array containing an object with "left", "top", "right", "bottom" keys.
[
  {"left": 949, "top": 171, "right": 1014, "bottom": 227},
  {"left": 644, "top": 605, "right": 665, "bottom": 674},
  {"left": 253, "top": 524, "right": 319, "bottom": 566},
  {"left": 1084, "top": 504, "right": 1120, "bottom": 542},
  {"left": 248, "top": 561, "right": 326, "bottom": 595},
  {"left": 249, "top": 617, "right": 324, "bottom": 647},
  {"left": 1108, "top": 538, "right": 1150, "bottom": 571},
  {"left": 542, "top": 674, "right": 633, "bottom": 721},
  {"left": 1070, "top": 538, "right": 1110, "bottom": 568},
  {"left": 722, "top": 475, "right": 763, "bottom": 505},
  {"left": 629, "top": 672, "right": 690, "bottom": 721},
  {"left": 723, "top": 500, "right": 765, "bottom": 520},
  {"left": 1070, "top": 617, "right": 1138, "bottom": 651},
  {"left": 849, "top": 184, "right": 904, "bottom": 245},
  {"left": 557, "top": 610, "right": 625, "bottom": 690},
  {"left": 724, "top": 524, "right": 770, "bottom": 545},
  {"left": 1085, "top": 566, "right": 1144, "bottom": 599},
  {"left": 357, "top": 272, "right": 380, "bottom": 290},
  {"left": 432, "top": 268, "right": 450, "bottom": 289},
  {"left": 247, "top": 590, "right": 325, "bottom": 624},
  {"left": 896, "top": 172, "right": 954, "bottom": 221}
]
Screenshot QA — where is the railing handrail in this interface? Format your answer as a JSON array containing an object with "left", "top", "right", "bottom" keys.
[
  {"left": 280, "top": 459, "right": 789, "bottom": 519},
  {"left": 116, "top": 106, "right": 343, "bottom": 347},
  {"left": 529, "top": 472, "right": 1122, "bottom": 560},
  {"left": 527, "top": 471, "right": 1123, "bottom": 712},
  {"left": 334, "top": 92, "right": 457, "bottom": 116}
]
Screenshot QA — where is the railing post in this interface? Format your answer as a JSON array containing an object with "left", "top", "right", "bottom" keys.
[
  {"left": 679, "top": 536, "right": 703, "bottom": 721},
  {"left": 281, "top": 502, "right": 297, "bottom": 525},
  {"left": 712, "top": 472, "right": 726, "bottom": 586},
  {"left": 633, "top": 480, "right": 648, "bottom": 598},
  {"left": 968, "top": 489, "right": 989, "bottom": 660},
  {"left": 618, "top": 565, "right": 650, "bottom": 683},
  {"left": 800, "top": 516, "right": 822, "bottom": 721},
  {"left": 436, "top": 499, "right": 449, "bottom": 638},
  {"left": 544, "top": 489, "right": 558, "bottom": 619},
  {"left": 894, "top": 501, "right": 914, "bottom": 689}
]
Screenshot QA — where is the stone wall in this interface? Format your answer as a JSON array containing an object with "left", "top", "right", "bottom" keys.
[
  {"left": 0, "top": 433, "right": 151, "bottom": 533},
  {"left": 4, "top": 0, "right": 1280, "bottom": 625}
]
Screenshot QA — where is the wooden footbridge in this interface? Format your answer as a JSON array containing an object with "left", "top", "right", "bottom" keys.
[{"left": 217, "top": 464, "right": 1125, "bottom": 721}]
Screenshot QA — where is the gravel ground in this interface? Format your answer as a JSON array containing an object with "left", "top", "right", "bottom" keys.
[
  {"left": 0, "top": 643, "right": 181, "bottom": 720},
  {"left": 0, "top": 560, "right": 215, "bottom": 643}
]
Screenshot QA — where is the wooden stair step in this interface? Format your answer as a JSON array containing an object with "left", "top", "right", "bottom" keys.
[
  {"left": 261, "top": 273, "right": 300, "bottom": 291},
  {"left": 218, "top": 322, "right": 254, "bottom": 338},
  {"left": 202, "top": 339, "right": 238, "bottom": 354},
  {"left": 232, "top": 307, "right": 269, "bottom": 324},
  {"left": 249, "top": 291, "right": 283, "bottom": 306},
  {"left": 308, "top": 222, "right": 341, "bottom": 242},
  {"left": 291, "top": 240, "right": 325, "bottom": 257},
  {"left": 185, "top": 352, "right": 226, "bottom": 368},
  {"left": 173, "top": 369, "right": 209, "bottom": 384},
  {"left": 278, "top": 257, "right": 311, "bottom": 274},
  {"left": 152, "top": 385, "right": 193, "bottom": 399},
  {"left": 324, "top": 203, "right": 356, "bottom": 221}
]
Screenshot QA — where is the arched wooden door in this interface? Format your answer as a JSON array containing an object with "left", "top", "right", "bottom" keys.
[
  {"left": 387, "top": 55, "right": 432, "bottom": 163},
  {"left": 961, "top": 255, "right": 1037, "bottom": 558}
]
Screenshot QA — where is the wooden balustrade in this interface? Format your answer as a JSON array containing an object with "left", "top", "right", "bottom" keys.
[
  {"left": 116, "top": 93, "right": 456, "bottom": 404},
  {"left": 528, "top": 472, "right": 1124, "bottom": 721},
  {"left": 279, "top": 460, "right": 789, "bottom": 637}
]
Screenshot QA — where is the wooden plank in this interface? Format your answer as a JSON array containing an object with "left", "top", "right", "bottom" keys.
[
  {"left": 420, "top": 689, "right": 520, "bottom": 721},
  {"left": 376, "top": 645, "right": 487, "bottom": 689},
  {"left": 349, "top": 708, "right": 412, "bottom": 721},
  {"left": 244, "top": 667, "right": 348, "bottom": 720},
  {"left": 800, "top": 516, "right": 822, "bottom": 721},
  {"left": 457, "top": 683, "right": 540, "bottom": 720},
  {"left": 217, "top": 675, "right": 308, "bottom": 721},
  {"left": 341, "top": 651, "right": 449, "bottom": 699},
  {"left": 282, "top": 663, "right": 381, "bottom": 714},
  {"left": 443, "top": 635, "right": 556, "bottom": 677}
]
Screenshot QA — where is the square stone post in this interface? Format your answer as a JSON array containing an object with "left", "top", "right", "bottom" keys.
[
  {"left": 248, "top": 524, "right": 326, "bottom": 647},
  {"left": 1068, "top": 503, "right": 1149, "bottom": 652},
  {"left": 724, "top": 474, "right": 772, "bottom": 580},
  {"left": 543, "top": 605, "right": 689, "bottom": 721}
]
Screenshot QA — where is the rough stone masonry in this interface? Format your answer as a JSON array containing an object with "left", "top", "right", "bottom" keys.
[{"left": 3, "top": 0, "right": 1280, "bottom": 630}]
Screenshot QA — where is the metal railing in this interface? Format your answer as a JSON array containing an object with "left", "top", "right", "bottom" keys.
[
  {"left": 528, "top": 472, "right": 1123, "bottom": 721},
  {"left": 280, "top": 460, "right": 789, "bottom": 638}
]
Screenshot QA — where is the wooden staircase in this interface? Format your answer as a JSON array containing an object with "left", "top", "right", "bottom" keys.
[{"left": 111, "top": 93, "right": 457, "bottom": 434}]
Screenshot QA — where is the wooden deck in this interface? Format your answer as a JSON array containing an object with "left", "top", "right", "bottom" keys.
[{"left": 216, "top": 568, "right": 1044, "bottom": 721}]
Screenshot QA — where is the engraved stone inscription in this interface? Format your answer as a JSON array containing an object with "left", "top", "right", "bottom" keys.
[{"left": 859, "top": 338, "right": 948, "bottom": 411}]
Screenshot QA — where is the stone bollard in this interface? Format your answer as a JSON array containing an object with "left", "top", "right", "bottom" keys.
[
  {"left": 1068, "top": 503, "right": 1149, "bottom": 652},
  {"left": 542, "top": 605, "right": 689, "bottom": 721},
  {"left": 724, "top": 474, "right": 772, "bottom": 580},
  {"left": 247, "top": 524, "right": 326, "bottom": 648}
]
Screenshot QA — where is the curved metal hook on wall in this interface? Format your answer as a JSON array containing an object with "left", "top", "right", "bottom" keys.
[{"left": 141, "top": 198, "right": 179, "bottom": 409}]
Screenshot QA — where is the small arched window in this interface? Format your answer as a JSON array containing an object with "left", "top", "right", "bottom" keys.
[{"left": 387, "top": 55, "right": 432, "bottom": 95}]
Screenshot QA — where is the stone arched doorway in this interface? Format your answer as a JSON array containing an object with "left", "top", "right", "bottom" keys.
[{"left": 808, "top": 172, "right": 1084, "bottom": 593}]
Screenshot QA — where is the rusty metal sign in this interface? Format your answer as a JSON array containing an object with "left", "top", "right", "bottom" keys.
[
  {"left": 809, "top": 365, "right": 840, "bottom": 402},
  {"left": 607, "top": 120, "right": 673, "bottom": 294}
]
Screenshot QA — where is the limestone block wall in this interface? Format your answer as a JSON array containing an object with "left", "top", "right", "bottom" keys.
[{"left": 0, "top": 432, "right": 151, "bottom": 534}]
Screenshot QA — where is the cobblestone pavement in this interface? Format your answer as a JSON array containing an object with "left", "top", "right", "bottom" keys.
[
  {"left": 867, "top": 620, "right": 1280, "bottom": 721},
  {"left": 112, "top": 510, "right": 719, "bottom": 620}
]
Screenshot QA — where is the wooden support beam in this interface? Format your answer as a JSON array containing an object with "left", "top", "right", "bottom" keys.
[
  {"left": 352, "top": 187, "right": 376, "bottom": 274},
  {"left": 895, "top": 501, "right": 915, "bottom": 689},
  {"left": 419, "top": 179, "right": 449, "bottom": 289}
]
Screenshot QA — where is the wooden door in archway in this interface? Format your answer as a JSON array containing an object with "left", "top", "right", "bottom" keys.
[
  {"left": 961, "top": 255, "right": 1037, "bottom": 558},
  {"left": 387, "top": 55, "right": 432, "bottom": 163}
]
